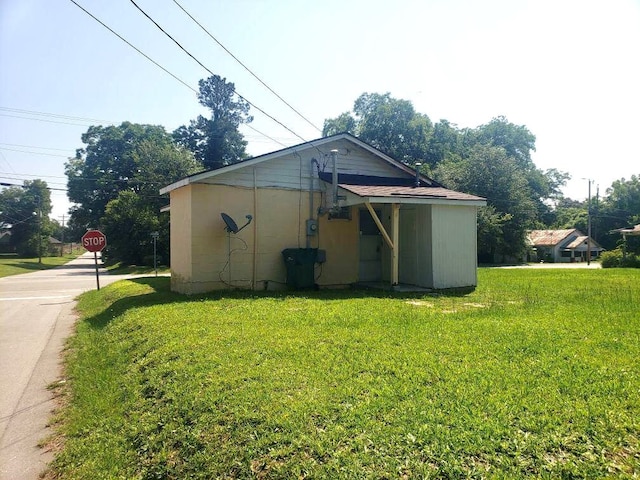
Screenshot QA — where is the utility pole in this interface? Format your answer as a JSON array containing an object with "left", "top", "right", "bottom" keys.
[
  {"left": 587, "top": 180, "right": 592, "bottom": 266},
  {"left": 36, "top": 195, "right": 42, "bottom": 264},
  {"left": 60, "top": 214, "right": 65, "bottom": 256}
]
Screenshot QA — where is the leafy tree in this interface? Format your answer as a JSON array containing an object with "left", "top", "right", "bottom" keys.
[
  {"left": 323, "top": 92, "right": 433, "bottom": 165},
  {"left": 424, "top": 119, "right": 465, "bottom": 165},
  {"left": 474, "top": 116, "right": 536, "bottom": 169},
  {"left": 66, "top": 122, "right": 201, "bottom": 264},
  {"left": 596, "top": 175, "right": 640, "bottom": 252},
  {"left": 66, "top": 122, "right": 200, "bottom": 231},
  {"left": 173, "top": 75, "right": 252, "bottom": 170},
  {"left": 435, "top": 145, "right": 538, "bottom": 261},
  {"left": 0, "top": 180, "right": 53, "bottom": 256},
  {"left": 101, "top": 191, "right": 165, "bottom": 265}
]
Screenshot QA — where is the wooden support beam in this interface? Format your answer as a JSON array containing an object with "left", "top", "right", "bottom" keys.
[
  {"left": 364, "top": 202, "right": 394, "bottom": 250},
  {"left": 391, "top": 203, "right": 400, "bottom": 286}
]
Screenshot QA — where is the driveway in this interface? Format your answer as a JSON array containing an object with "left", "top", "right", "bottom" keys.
[{"left": 0, "top": 253, "right": 129, "bottom": 480}]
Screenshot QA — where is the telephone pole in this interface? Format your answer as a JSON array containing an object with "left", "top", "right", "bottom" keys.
[{"left": 587, "top": 180, "right": 592, "bottom": 266}]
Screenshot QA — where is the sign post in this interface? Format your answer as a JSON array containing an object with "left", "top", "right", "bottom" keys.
[
  {"left": 81, "top": 230, "right": 107, "bottom": 290},
  {"left": 151, "top": 231, "right": 159, "bottom": 277}
]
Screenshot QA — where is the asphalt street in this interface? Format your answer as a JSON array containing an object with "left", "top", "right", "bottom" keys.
[{"left": 0, "top": 252, "right": 123, "bottom": 480}]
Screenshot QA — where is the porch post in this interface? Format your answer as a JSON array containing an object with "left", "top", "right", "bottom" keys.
[{"left": 391, "top": 203, "right": 400, "bottom": 286}]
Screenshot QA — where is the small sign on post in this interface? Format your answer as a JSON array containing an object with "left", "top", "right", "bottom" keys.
[{"left": 81, "top": 230, "right": 107, "bottom": 290}]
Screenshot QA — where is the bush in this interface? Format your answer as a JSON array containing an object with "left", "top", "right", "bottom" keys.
[{"left": 601, "top": 249, "right": 640, "bottom": 268}]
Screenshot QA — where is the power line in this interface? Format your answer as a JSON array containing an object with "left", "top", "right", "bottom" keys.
[
  {"left": 0, "top": 147, "right": 70, "bottom": 158},
  {"left": 128, "top": 0, "right": 310, "bottom": 145},
  {"left": 0, "top": 142, "right": 74, "bottom": 152},
  {"left": 242, "top": 124, "right": 288, "bottom": 148},
  {"left": 67, "top": 1, "right": 294, "bottom": 150},
  {"left": 0, "top": 181, "right": 67, "bottom": 191},
  {"left": 171, "top": 0, "right": 321, "bottom": 133},
  {"left": 68, "top": 0, "right": 198, "bottom": 94},
  {"left": 0, "top": 113, "right": 97, "bottom": 127},
  {"left": 0, "top": 107, "right": 113, "bottom": 124}
]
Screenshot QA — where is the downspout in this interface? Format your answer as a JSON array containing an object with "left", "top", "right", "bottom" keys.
[
  {"left": 307, "top": 159, "right": 314, "bottom": 248},
  {"left": 331, "top": 149, "right": 339, "bottom": 210},
  {"left": 253, "top": 167, "right": 258, "bottom": 289}
]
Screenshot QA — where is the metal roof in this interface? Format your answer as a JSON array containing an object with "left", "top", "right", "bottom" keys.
[
  {"left": 613, "top": 224, "right": 640, "bottom": 235},
  {"left": 528, "top": 229, "right": 577, "bottom": 246}
]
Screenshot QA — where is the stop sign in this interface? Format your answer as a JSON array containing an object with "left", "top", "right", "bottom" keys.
[{"left": 81, "top": 230, "right": 107, "bottom": 252}]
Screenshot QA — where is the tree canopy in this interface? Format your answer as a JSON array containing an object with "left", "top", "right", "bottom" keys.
[
  {"left": 66, "top": 122, "right": 201, "bottom": 264},
  {"left": 323, "top": 92, "right": 568, "bottom": 260},
  {"left": 0, "top": 179, "right": 53, "bottom": 256},
  {"left": 66, "top": 122, "right": 200, "bottom": 229},
  {"left": 173, "top": 75, "right": 252, "bottom": 170},
  {"left": 323, "top": 92, "right": 433, "bottom": 165}
]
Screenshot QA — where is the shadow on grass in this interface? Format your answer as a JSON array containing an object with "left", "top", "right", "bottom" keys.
[
  {"left": 85, "top": 277, "right": 475, "bottom": 331},
  {"left": 84, "top": 277, "right": 181, "bottom": 330}
]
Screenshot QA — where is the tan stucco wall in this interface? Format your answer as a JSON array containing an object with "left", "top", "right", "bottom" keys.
[
  {"left": 169, "top": 185, "right": 193, "bottom": 293},
  {"left": 431, "top": 204, "right": 478, "bottom": 288},
  {"left": 170, "top": 183, "right": 359, "bottom": 293}
]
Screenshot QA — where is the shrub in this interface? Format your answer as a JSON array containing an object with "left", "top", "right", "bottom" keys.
[{"left": 601, "top": 248, "right": 640, "bottom": 268}]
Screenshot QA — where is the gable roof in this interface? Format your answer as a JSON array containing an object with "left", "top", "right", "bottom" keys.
[
  {"left": 528, "top": 229, "right": 578, "bottom": 246},
  {"left": 160, "top": 133, "right": 439, "bottom": 195}
]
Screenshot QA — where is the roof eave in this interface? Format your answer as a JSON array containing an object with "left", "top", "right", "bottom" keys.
[{"left": 342, "top": 193, "right": 486, "bottom": 207}]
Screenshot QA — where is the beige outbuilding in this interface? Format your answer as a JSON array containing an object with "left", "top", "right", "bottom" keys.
[{"left": 160, "top": 133, "right": 486, "bottom": 294}]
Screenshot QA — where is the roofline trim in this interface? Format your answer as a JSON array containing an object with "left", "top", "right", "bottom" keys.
[{"left": 160, "top": 133, "right": 440, "bottom": 194}]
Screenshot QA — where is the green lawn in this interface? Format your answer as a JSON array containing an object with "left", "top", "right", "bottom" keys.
[
  {"left": 0, "top": 252, "right": 82, "bottom": 278},
  {"left": 49, "top": 269, "right": 640, "bottom": 479}
]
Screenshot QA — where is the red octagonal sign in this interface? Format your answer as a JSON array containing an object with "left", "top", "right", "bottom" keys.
[{"left": 81, "top": 230, "right": 107, "bottom": 252}]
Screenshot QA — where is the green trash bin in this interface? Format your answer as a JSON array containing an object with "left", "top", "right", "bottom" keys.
[{"left": 282, "top": 248, "right": 317, "bottom": 289}]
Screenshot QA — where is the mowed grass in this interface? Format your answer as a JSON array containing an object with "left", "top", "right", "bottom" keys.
[
  {"left": 50, "top": 269, "right": 640, "bottom": 479},
  {"left": 0, "top": 252, "right": 81, "bottom": 278}
]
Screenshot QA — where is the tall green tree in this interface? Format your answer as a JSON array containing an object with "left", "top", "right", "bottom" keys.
[
  {"left": 0, "top": 180, "right": 52, "bottom": 256},
  {"left": 173, "top": 75, "right": 252, "bottom": 170},
  {"left": 66, "top": 122, "right": 201, "bottom": 264},
  {"left": 66, "top": 122, "right": 200, "bottom": 230},
  {"left": 596, "top": 174, "right": 640, "bottom": 251},
  {"left": 323, "top": 92, "right": 433, "bottom": 165},
  {"left": 435, "top": 145, "right": 538, "bottom": 261},
  {"left": 101, "top": 191, "right": 164, "bottom": 265}
]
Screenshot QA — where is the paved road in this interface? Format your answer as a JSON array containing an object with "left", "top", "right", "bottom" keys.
[{"left": 0, "top": 253, "right": 126, "bottom": 480}]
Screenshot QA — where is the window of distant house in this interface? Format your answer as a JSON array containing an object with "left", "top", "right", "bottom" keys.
[{"left": 561, "top": 250, "right": 572, "bottom": 257}]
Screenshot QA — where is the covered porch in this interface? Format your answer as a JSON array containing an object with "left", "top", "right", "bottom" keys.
[{"left": 337, "top": 184, "right": 485, "bottom": 290}]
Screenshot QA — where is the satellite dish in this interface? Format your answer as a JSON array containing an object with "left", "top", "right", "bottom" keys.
[
  {"left": 221, "top": 212, "right": 253, "bottom": 234},
  {"left": 221, "top": 213, "right": 239, "bottom": 233}
]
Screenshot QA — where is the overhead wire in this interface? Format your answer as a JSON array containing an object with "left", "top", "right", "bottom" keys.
[
  {"left": 170, "top": 0, "right": 322, "bottom": 133},
  {"left": 0, "top": 107, "right": 113, "bottom": 124},
  {"left": 65, "top": 1, "right": 289, "bottom": 149},
  {"left": 0, "top": 147, "right": 71, "bottom": 158},
  {"left": 0, "top": 113, "right": 98, "bottom": 127},
  {"left": 68, "top": 0, "right": 198, "bottom": 94},
  {"left": 127, "top": 0, "right": 312, "bottom": 145},
  {"left": 0, "top": 142, "right": 75, "bottom": 152}
]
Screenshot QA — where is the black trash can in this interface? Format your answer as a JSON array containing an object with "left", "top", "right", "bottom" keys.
[{"left": 282, "top": 248, "right": 317, "bottom": 289}]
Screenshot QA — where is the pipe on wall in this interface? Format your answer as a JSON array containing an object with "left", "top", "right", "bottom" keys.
[
  {"left": 253, "top": 167, "right": 258, "bottom": 289},
  {"left": 331, "top": 149, "right": 339, "bottom": 210}
]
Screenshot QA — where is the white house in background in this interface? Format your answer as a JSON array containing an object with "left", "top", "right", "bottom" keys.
[
  {"left": 528, "top": 229, "right": 604, "bottom": 263},
  {"left": 160, "top": 133, "right": 486, "bottom": 294}
]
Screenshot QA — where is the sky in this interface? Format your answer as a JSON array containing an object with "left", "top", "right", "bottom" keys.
[{"left": 1, "top": 0, "right": 639, "bottom": 221}]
